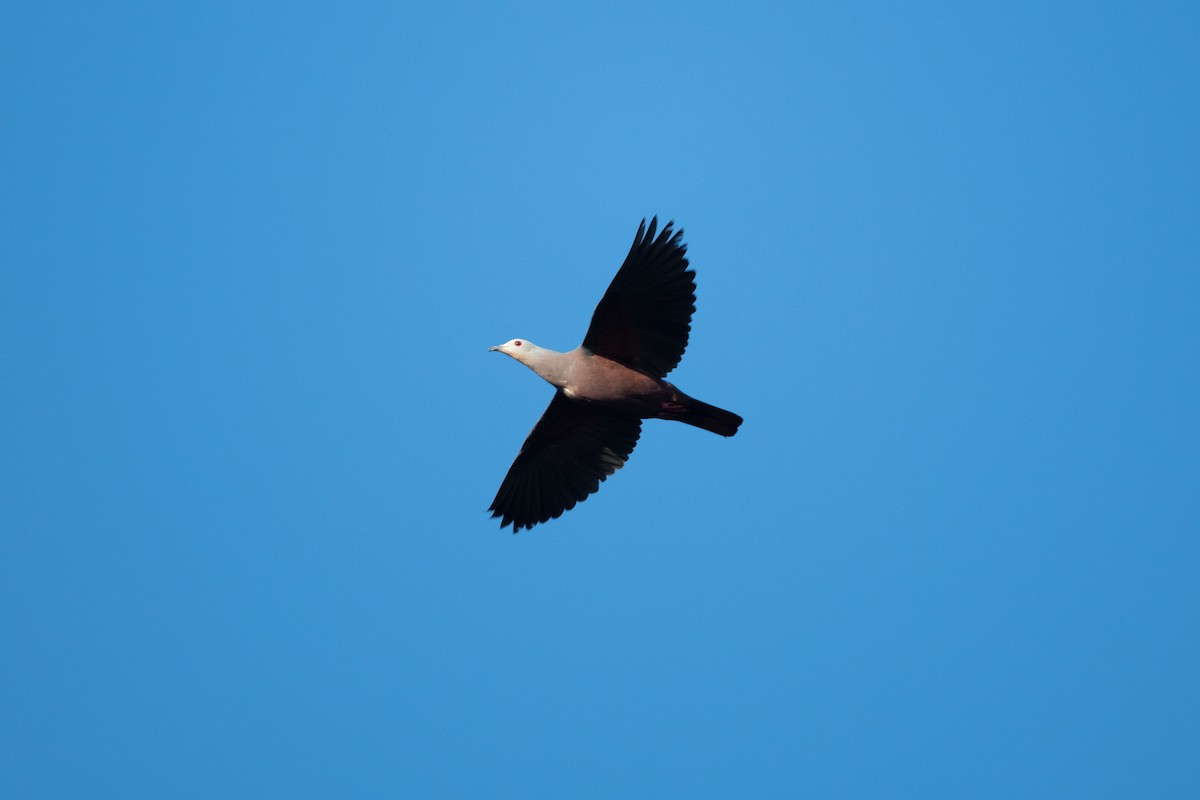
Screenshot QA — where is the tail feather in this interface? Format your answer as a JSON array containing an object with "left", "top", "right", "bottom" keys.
[{"left": 678, "top": 399, "right": 742, "bottom": 437}]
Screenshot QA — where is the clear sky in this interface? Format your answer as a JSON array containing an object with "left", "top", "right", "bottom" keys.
[{"left": 3, "top": 2, "right": 1198, "bottom": 797}]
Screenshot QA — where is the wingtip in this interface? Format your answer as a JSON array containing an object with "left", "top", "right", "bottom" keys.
[
  {"left": 667, "top": 221, "right": 684, "bottom": 245},
  {"left": 639, "top": 216, "right": 683, "bottom": 248},
  {"left": 633, "top": 215, "right": 688, "bottom": 252},
  {"left": 489, "top": 506, "right": 532, "bottom": 534}
]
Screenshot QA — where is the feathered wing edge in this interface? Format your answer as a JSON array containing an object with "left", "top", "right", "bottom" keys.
[
  {"left": 489, "top": 392, "right": 642, "bottom": 532},
  {"left": 581, "top": 217, "right": 697, "bottom": 379}
]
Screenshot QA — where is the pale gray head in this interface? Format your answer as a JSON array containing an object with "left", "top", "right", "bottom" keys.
[
  {"left": 487, "top": 338, "right": 542, "bottom": 364},
  {"left": 488, "top": 338, "right": 569, "bottom": 387}
]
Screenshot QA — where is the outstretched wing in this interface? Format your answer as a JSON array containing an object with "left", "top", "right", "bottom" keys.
[
  {"left": 581, "top": 217, "right": 696, "bottom": 379},
  {"left": 490, "top": 392, "right": 642, "bottom": 532}
]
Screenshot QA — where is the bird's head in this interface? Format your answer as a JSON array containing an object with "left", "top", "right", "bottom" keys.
[{"left": 488, "top": 338, "right": 537, "bottom": 363}]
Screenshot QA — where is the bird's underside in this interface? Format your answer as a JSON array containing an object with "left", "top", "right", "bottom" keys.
[{"left": 489, "top": 218, "right": 742, "bottom": 532}]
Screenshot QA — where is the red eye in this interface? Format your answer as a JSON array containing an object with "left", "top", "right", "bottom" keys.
[{"left": 514, "top": 340, "right": 522, "bottom": 346}]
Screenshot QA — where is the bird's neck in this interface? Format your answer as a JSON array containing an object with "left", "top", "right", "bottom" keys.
[{"left": 521, "top": 346, "right": 571, "bottom": 389}]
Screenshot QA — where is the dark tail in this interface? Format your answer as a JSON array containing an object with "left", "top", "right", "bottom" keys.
[{"left": 677, "top": 398, "right": 743, "bottom": 437}]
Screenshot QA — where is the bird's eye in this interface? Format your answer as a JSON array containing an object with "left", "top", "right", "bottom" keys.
[{"left": 514, "top": 340, "right": 522, "bottom": 346}]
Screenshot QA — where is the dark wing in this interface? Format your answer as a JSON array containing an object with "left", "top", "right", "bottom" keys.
[
  {"left": 490, "top": 392, "right": 642, "bottom": 532},
  {"left": 581, "top": 217, "right": 696, "bottom": 379}
]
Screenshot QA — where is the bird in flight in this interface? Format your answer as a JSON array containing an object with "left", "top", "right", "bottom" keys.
[{"left": 488, "top": 217, "right": 742, "bottom": 532}]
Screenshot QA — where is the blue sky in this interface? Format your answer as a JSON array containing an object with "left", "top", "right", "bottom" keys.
[{"left": 3, "top": 1, "right": 1198, "bottom": 797}]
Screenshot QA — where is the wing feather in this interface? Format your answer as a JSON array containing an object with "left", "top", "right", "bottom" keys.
[
  {"left": 489, "top": 393, "right": 642, "bottom": 532},
  {"left": 581, "top": 217, "right": 696, "bottom": 379}
]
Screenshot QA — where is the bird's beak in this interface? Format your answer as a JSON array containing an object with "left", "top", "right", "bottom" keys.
[{"left": 488, "top": 345, "right": 499, "bottom": 352}]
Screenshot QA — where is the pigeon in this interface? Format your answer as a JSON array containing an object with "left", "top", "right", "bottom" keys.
[{"left": 488, "top": 217, "right": 742, "bottom": 532}]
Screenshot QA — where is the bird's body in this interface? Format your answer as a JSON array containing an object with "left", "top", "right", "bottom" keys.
[
  {"left": 494, "top": 341, "right": 734, "bottom": 432},
  {"left": 557, "top": 350, "right": 663, "bottom": 407},
  {"left": 497, "top": 343, "right": 662, "bottom": 409},
  {"left": 489, "top": 218, "right": 742, "bottom": 531}
]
